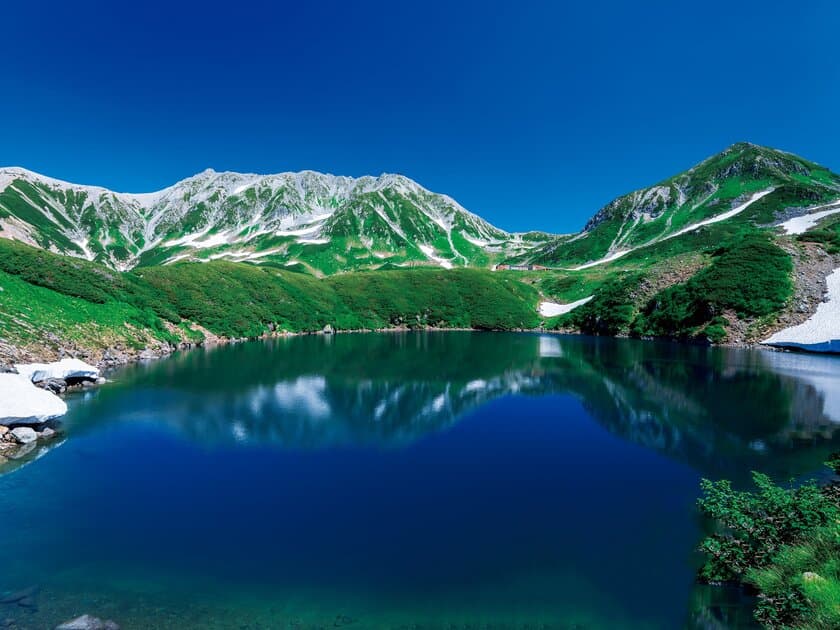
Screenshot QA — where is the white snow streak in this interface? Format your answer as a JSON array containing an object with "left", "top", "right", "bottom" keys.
[{"left": 539, "top": 296, "right": 593, "bottom": 317}]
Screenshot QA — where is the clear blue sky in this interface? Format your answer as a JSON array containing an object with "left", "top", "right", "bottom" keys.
[{"left": 1, "top": 1, "right": 837, "bottom": 233}]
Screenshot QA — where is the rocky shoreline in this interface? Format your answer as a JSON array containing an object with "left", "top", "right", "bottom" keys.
[{"left": 0, "top": 359, "right": 105, "bottom": 468}]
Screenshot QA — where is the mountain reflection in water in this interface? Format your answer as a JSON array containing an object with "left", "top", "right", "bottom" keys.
[{"left": 67, "top": 332, "right": 840, "bottom": 482}]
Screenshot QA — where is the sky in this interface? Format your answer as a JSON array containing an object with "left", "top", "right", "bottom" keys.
[{"left": 1, "top": 1, "right": 838, "bottom": 233}]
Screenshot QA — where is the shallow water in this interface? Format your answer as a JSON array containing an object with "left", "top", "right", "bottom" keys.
[{"left": 1, "top": 332, "right": 838, "bottom": 629}]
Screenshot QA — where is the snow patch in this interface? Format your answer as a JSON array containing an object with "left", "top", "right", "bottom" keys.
[
  {"left": 539, "top": 296, "right": 593, "bottom": 317},
  {"left": 572, "top": 250, "right": 631, "bottom": 271},
  {"left": 0, "top": 373, "right": 68, "bottom": 426},
  {"left": 418, "top": 244, "right": 454, "bottom": 269},
  {"left": 763, "top": 268, "right": 840, "bottom": 353},
  {"left": 777, "top": 203, "right": 840, "bottom": 235},
  {"left": 669, "top": 189, "right": 774, "bottom": 239},
  {"left": 15, "top": 358, "right": 100, "bottom": 383},
  {"left": 297, "top": 237, "right": 330, "bottom": 245}
]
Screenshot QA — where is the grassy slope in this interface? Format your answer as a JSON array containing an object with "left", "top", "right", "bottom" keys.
[{"left": 0, "top": 239, "right": 540, "bottom": 359}]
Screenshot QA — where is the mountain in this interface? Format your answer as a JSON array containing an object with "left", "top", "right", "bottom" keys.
[
  {"left": 1, "top": 142, "right": 839, "bottom": 360},
  {"left": 0, "top": 167, "right": 550, "bottom": 274},
  {"left": 512, "top": 142, "right": 840, "bottom": 268}
]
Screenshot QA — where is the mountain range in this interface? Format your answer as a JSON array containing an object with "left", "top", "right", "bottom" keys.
[
  {"left": 1, "top": 141, "right": 839, "bottom": 363},
  {"left": 0, "top": 167, "right": 548, "bottom": 274},
  {"left": 1, "top": 142, "right": 839, "bottom": 275}
]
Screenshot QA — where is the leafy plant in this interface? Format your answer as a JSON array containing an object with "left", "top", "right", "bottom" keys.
[{"left": 697, "top": 460, "right": 839, "bottom": 628}]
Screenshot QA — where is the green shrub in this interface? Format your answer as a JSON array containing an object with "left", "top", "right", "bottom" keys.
[
  {"left": 698, "top": 461, "right": 839, "bottom": 628},
  {"left": 562, "top": 273, "right": 642, "bottom": 335}
]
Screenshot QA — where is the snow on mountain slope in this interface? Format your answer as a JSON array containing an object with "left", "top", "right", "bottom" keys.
[
  {"left": 0, "top": 167, "right": 548, "bottom": 273},
  {"left": 510, "top": 143, "right": 840, "bottom": 268}
]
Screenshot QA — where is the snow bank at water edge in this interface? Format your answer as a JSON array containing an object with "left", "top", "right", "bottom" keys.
[
  {"left": 763, "top": 268, "right": 840, "bottom": 353},
  {"left": 0, "top": 374, "right": 68, "bottom": 426},
  {"left": 539, "top": 296, "right": 593, "bottom": 317},
  {"left": 777, "top": 203, "right": 840, "bottom": 235},
  {"left": 15, "top": 358, "right": 100, "bottom": 383}
]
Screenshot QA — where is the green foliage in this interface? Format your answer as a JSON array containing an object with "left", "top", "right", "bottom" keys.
[
  {"left": 561, "top": 273, "right": 642, "bottom": 335},
  {"left": 633, "top": 233, "right": 792, "bottom": 339},
  {"left": 748, "top": 526, "right": 840, "bottom": 629},
  {"left": 797, "top": 215, "right": 840, "bottom": 254},
  {"left": 698, "top": 465, "right": 839, "bottom": 628},
  {"left": 0, "top": 238, "right": 541, "bottom": 353}
]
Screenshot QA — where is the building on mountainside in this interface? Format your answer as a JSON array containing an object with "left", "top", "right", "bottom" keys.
[{"left": 492, "top": 264, "right": 548, "bottom": 271}]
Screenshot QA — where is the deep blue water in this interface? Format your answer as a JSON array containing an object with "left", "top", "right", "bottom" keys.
[{"left": 0, "top": 333, "right": 838, "bottom": 628}]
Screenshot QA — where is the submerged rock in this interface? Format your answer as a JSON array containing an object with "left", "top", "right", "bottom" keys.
[
  {"left": 0, "top": 585, "right": 39, "bottom": 604},
  {"left": 55, "top": 614, "right": 120, "bottom": 630},
  {"left": 0, "top": 374, "right": 68, "bottom": 426}
]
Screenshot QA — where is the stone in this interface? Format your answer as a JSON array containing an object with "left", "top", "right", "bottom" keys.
[
  {"left": 36, "top": 378, "right": 67, "bottom": 395},
  {"left": 55, "top": 614, "right": 120, "bottom": 630},
  {"left": 0, "top": 426, "right": 8, "bottom": 437},
  {"left": 10, "top": 427, "right": 37, "bottom": 445},
  {"left": 322, "top": 324, "right": 335, "bottom": 334},
  {"left": 802, "top": 571, "right": 824, "bottom": 582},
  {"left": 39, "top": 427, "right": 56, "bottom": 440}
]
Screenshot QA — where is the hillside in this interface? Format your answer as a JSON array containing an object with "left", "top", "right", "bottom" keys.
[
  {"left": 0, "top": 167, "right": 550, "bottom": 274},
  {"left": 0, "top": 238, "right": 540, "bottom": 364}
]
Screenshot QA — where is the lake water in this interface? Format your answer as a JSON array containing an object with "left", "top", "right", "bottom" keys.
[{"left": 1, "top": 333, "right": 838, "bottom": 629}]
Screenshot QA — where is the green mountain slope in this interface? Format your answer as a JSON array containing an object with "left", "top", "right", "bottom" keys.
[
  {"left": 0, "top": 238, "right": 540, "bottom": 363},
  {"left": 512, "top": 143, "right": 840, "bottom": 268}
]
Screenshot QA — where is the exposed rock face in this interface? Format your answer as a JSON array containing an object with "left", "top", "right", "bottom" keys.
[{"left": 0, "top": 373, "right": 68, "bottom": 426}]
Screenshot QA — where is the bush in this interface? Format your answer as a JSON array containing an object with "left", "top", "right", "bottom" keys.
[{"left": 698, "top": 460, "right": 839, "bottom": 628}]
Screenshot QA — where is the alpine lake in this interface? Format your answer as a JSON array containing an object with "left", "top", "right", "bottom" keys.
[{"left": 1, "top": 332, "right": 838, "bottom": 629}]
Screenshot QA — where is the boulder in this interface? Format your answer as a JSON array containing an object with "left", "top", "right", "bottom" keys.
[
  {"left": 15, "top": 358, "right": 99, "bottom": 384},
  {"left": 39, "top": 427, "right": 57, "bottom": 440},
  {"left": 36, "top": 377, "right": 67, "bottom": 394},
  {"left": 322, "top": 324, "right": 335, "bottom": 334},
  {"left": 55, "top": 614, "right": 120, "bottom": 630},
  {"left": 10, "top": 427, "right": 38, "bottom": 445},
  {"left": 0, "top": 374, "right": 68, "bottom": 426}
]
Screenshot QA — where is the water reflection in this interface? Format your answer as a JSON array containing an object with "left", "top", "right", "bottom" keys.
[{"left": 64, "top": 332, "right": 840, "bottom": 481}]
